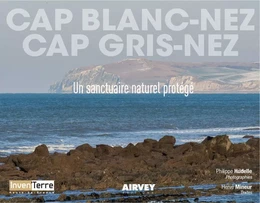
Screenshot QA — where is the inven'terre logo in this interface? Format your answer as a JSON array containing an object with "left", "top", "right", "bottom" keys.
[{"left": 9, "top": 180, "right": 54, "bottom": 193}]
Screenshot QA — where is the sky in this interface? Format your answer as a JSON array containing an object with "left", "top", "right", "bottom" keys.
[{"left": 0, "top": 0, "right": 259, "bottom": 93}]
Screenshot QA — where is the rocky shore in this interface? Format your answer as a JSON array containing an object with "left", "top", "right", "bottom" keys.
[{"left": 0, "top": 135, "right": 259, "bottom": 202}]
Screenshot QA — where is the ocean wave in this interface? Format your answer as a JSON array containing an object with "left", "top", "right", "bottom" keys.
[
  {"left": 178, "top": 138, "right": 205, "bottom": 143},
  {"left": 129, "top": 127, "right": 260, "bottom": 137},
  {"left": 153, "top": 126, "right": 260, "bottom": 134},
  {"left": 0, "top": 144, "right": 75, "bottom": 155}
]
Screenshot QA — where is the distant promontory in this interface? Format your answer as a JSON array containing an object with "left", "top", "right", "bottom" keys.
[{"left": 49, "top": 59, "right": 259, "bottom": 93}]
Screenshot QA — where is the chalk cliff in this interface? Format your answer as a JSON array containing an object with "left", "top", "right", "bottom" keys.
[
  {"left": 49, "top": 59, "right": 259, "bottom": 93},
  {"left": 49, "top": 65, "right": 120, "bottom": 93}
]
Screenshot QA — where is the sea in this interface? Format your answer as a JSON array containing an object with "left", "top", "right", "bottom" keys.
[{"left": 0, "top": 94, "right": 259, "bottom": 156}]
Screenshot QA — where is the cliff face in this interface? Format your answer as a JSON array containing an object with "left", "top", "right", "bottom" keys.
[
  {"left": 168, "top": 76, "right": 259, "bottom": 93},
  {"left": 49, "top": 66, "right": 120, "bottom": 93},
  {"left": 49, "top": 59, "right": 259, "bottom": 93}
]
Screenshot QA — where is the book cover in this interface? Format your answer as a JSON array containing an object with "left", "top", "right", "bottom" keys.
[{"left": 0, "top": 0, "right": 259, "bottom": 202}]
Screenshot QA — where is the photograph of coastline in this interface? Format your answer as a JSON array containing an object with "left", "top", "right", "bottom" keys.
[
  {"left": 0, "top": 0, "right": 259, "bottom": 202},
  {"left": 0, "top": 61, "right": 259, "bottom": 202}
]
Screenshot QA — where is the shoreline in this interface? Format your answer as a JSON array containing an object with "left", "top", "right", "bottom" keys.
[
  {"left": 0, "top": 135, "right": 259, "bottom": 201},
  {"left": 1, "top": 126, "right": 259, "bottom": 157}
]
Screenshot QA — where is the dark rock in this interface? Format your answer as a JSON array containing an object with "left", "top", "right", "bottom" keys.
[
  {"left": 228, "top": 143, "right": 251, "bottom": 156},
  {"left": 182, "top": 143, "right": 208, "bottom": 163},
  {"left": 246, "top": 138, "right": 259, "bottom": 149},
  {"left": 77, "top": 193, "right": 85, "bottom": 200},
  {"left": 158, "top": 136, "right": 176, "bottom": 153},
  {"left": 68, "top": 147, "right": 95, "bottom": 160},
  {"left": 58, "top": 194, "right": 68, "bottom": 201},
  {"left": 243, "top": 127, "right": 260, "bottom": 130},
  {"left": 202, "top": 135, "right": 232, "bottom": 155},
  {"left": 32, "top": 196, "right": 45, "bottom": 202},
  {"left": 184, "top": 151, "right": 208, "bottom": 165},
  {"left": 172, "top": 143, "right": 193, "bottom": 156},
  {"left": 159, "top": 135, "right": 176, "bottom": 145},
  {"left": 243, "top": 135, "right": 255, "bottom": 139},
  {"left": 122, "top": 143, "right": 140, "bottom": 157},
  {"left": 33, "top": 144, "right": 49, "bottom": 156},
  {"left": 95, "top": 144, "right": 114, "bottom": 157},
  {"left": 12, "top": 154, "right": 38, "bottom": 172},
  {"left": 69, "top": 194, "right": 77, "bottom": 200},
  {"left": 90, "top": 192, "right": 100, "bottom": 198},
  {"left": 144, "top": 138, "right": 157, "bottom": 144},
  {"left": 112, "top": 146, "right": 123, "bottom": 156},
  {"left": 76, "top": 143, "right": 94, "bottom": 153},
  {"left": 143, "top": 138, "right": 158, "bottom": 149},
  {"left": 67, "top": 149, "right": 81, "bottom": 156}
]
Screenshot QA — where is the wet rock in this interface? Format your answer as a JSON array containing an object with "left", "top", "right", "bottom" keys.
[
  {"left": 0, "top": 157, "right": 8, "bottom": 163},
  {"left": 228, "top": 143, "right": 251, "bottom": 156},
  {"left": 184, "top": 152, "right": 207, "bottom": 165},
  {"left": 0, "top": 163, "right": 16, "bottom": 172},
  {"left": 194, "top": 197, "right": 199, "bottom": 202},
  {"left": 67, "top": 149, "right": 82, "bottom": 156},
  {"left": 68, "top": 194, "right": 78, "bottom": 200},
  {"left": 33, "top": 144, "right": 49, "bottom": 156},
  {"left": 90, "top": 192, "right": 100, "bottom": 198},
  {"left": 95, "top": 144, "right": 114, "bottom": 158},
  {"left": 202, "top": 135, "right": 232, "bottom": 156},
  {"left": 76, "top": 143, "right": 94, "bottom": 153},
  {"left": 32, "top": 196, "right": 45, "bottom": 202},
  {"left": 77, "top": 193, "right": 86, "bottom": 200},
  {"left": 157, "top": 136, "right": 176, "bottom": 154},
  {"left": 243, "top": 135, "right": 255, "bottom": 139},
  {"left": 159, "top": 135, "right": 176, "bottom": 146},
  {"left": 143, "top": 139, "right": 158, "bottom": 149},
  {"left": 243, "top": 127, "right": 260, "bottom": 130},
  {"left": 246, "top": 138, "right": 259, "bottom": 149},
  {"left": 68, "top": 148, "right": 95, "bottom": 160},
  {"left": 113, "top": 146, "right": 124, "bottom": 156},
  {"left": 57, "top": 194, "right": 68, "bottom": 201},
  {"left": 122, "top": 143, "right": 140, "bottom": 157},
  {"left": 11, "top": 154, "right": 38, "bottom": 172},
  {"left": 170, "top": 143, "right": 193, "bottom": 160}
]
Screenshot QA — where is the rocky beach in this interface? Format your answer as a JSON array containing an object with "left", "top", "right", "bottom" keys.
[{"left": 0, "top": 135, "right": 259, "bottom": 202}]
